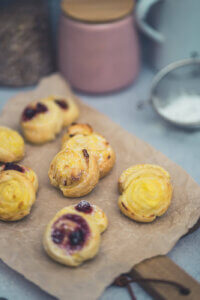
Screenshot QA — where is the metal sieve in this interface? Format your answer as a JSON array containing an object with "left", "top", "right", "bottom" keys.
[{"left": 151, "top": 58, "right": 200, "bottom": 129}]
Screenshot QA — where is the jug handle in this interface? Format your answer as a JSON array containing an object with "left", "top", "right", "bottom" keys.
[{"left": 136, "top": 0, "right": 165, "bottom": 43}]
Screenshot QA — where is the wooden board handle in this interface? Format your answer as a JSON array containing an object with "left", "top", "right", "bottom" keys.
[{"left": 130, "top": 256, "right": 200, "bottom": 300}]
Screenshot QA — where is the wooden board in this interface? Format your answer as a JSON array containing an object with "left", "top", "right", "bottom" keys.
[
  {"left": 129, "top": 219, "right": 200, "bottom": 299},
  {"left": 131, "top": 256, "right": 200, "bottom": 300},
  {"left": 61, "top": 0, "right": 134, "bottom": 23}
]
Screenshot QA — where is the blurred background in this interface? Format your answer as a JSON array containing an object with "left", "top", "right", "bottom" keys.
[{"left": 0, "top": 1, "right": 200, "bottom": 300}]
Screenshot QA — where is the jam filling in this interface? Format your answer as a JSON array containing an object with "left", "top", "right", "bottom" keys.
[
  {"left": 55, "top": 99, "right": 69, "bottom": 110},
  {"left": 52, "top": 228, "right": 65, "bottom": 244},
  {"left": 75, "top": 201, "right": 93, "bottom": 214},
  {"left": 51, "top": 214, "right": 90, "bottom": 252},
  {"left": 82, "top": 149, "right": 89, "bottom": 164},
  {"left": 82, "top": 149, "right": 89, "bottom": 159},
  {"left": 3, "top": 163, "right": 25, "bottom": 173},
  {"left": 22, "top": 102, "right": 48, "bottom": 121},
  {"left": 69, "top": 229, "right": 84, "bottom": 246}
]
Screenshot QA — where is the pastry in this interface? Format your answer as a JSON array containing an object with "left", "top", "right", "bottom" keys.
[
  {"left": 0, "top": 162, "right": 38, "bottom": 192},
  {"left": 21, "top": 100, "right": 63, "bottom": 144},
  {"left": 62, "top": 123, "right": 116, "bottom": 178},
  {"left": 43, "top": 96, "right": 79, "bottom": 127},
  {"left": 0, "top": 126, "right": 25, "bottom": 163},
  {"left": 48, "top": 148, "right": 99, "bottom": 197},
  {"left": 43, "top": 201, "right": 107, "bottom": 266},
  {"left": 62, "top": 123, "right": 93, "bottom": 140},
  {"left": 0, "top": 170, "right": 36, "bottom": 221},
  {"left": 74, "top": 200, "right": 108, "bottom": 233},
  {"left": 118, "top": 164, "right": 173, "bottom": 222}
]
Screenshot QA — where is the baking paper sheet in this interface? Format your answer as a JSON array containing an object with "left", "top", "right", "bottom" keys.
[{"left": 0, "top": 74, "right": 200, "bottom": 300}]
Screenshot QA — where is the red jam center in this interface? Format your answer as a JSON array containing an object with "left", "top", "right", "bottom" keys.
[
  {"left": 22, "top": 102, "right": 48, "bottom": 121},
  {"left": 3, "top": 163, "right": 25, "bottom": 173},
  {"left": 51, "top": 214, "right": 90, "bottom": 252},
  {"left": 55, "top": 99, "right": 68, "bottom": 110},
  {"left": 75, "top": 201, "right": 93, "bottom": 214},
  {"left": 52, "top": 228, "right": 65, "bottom": 244}
]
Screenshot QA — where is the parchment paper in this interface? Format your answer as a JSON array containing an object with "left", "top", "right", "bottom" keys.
[{"left": 0, "top": 74, "right": 200, "bottom": 300}]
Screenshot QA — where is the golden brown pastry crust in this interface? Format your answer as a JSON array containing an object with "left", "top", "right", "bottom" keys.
[
  {"left": 73, "top": 200, "right": 108, "bottom": 234},
  {"left": 21, "top": 100, "right": 63, "bottom": 144},
  {"left": 42, "top": 95, "right": 79, "bottom": 127},
  {"left": 43, "top": 201, "right": 108, "bottom": 267},
  {"left": 62, "top": 123, "right": 93, "bottom": 141},
  {"left": 43, "top": 205, "right": 101, "bottom": 267},
  {"left": 62, "top": 123, "right": 116, "bottom": 178},
  {"left": 0, "top": 126, "right": 25, "bottom": 163},
  {"left": 118, "top": 164, "right": 173, "bottom": 223},
  {"left": 22, "top": 165, "right": 38, "bottom": 192},
  {"left": 0, "top": 170, "right": 36, "bottom": 221},
  {"left": 0, "top": 163, "right": 38, "bottom": 192},
  {"left": 48, "top": 148, "right": 99, "bottom": 198}
]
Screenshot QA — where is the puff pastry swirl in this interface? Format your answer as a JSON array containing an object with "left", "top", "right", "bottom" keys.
[
  {"left": 48, "top": 148, "right": 99, "bottom": 197},
  {"left": 118, "top": 164, "right": 173, "bottom": 222},
  {"left": 43, "top": 95, "right": 79, "bottom": 127},
  {"left": 43, "top": 201, "right": 107, "bottom": 266},
  {"left": 0, "top": 126, "right": 25, "bottom": 163},
  {"left": 0, "top": 162, "right": 38, "bottom": 192},
  {"left": 62, "top": 123, "right": 116, "bottom": 178},
  {"left": 21, "top": 100, "right": 63, "bottom": 144},
  {"left": 0, "top": 169, "right": 36, "bottom": 221}
]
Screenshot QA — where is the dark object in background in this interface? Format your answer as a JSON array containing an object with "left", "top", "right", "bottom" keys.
[{"left": 0, "top": 0, "right": 54, "bottom": 87}]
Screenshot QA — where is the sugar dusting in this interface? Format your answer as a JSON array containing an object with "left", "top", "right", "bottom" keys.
[{"left": 158, "top": 94, "right": 200, "bottom": 124}]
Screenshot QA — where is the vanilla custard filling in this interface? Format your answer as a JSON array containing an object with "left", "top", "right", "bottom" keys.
[
  {"left": 0, "top": 128, "right": 24, "bottom": 156},
  {"left": 0, "top": 179, "right": 33, "bottom": 216},
  {"left": 124, "top": 177, "right": 169, "bottom": 215}
]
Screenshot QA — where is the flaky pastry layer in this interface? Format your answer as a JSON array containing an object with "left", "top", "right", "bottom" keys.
[
  {"left": 0, "top": 126, "right": 24, "bottom": 163},
  {"left": 118, "top": 164, "right": 173, "bottom": 222}
]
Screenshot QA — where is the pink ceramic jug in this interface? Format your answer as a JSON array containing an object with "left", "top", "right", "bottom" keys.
[{"left": 58, "top": 0, "right": 140, "bottom": 94}]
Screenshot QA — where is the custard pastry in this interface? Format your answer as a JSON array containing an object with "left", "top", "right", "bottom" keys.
[
  {"left": 118, "top": 164, "right": 173, "bottom": 223},
  {"left": 0, "top": 170, "right": 36, "bottom": 221},
  {"left": 21, "top": 100, "right": 63, "bottom": 144},
  {"left": 48, "top": 148, "right": 99, "bottom": 197},
  {"left": 43, "top": 95, "right": 79, "bottom": 127},
  {"left": 0, "top": 126, "right": 25, "bottom": 163},
  {"left": 0, "top": 162, "right": 38, "bottom": 192},
  {"left": 43, "top": 201, "right": 107, "bottom": 266},
  {"left": 62, "top": 123, "right": 116, "bottom": 178}
]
